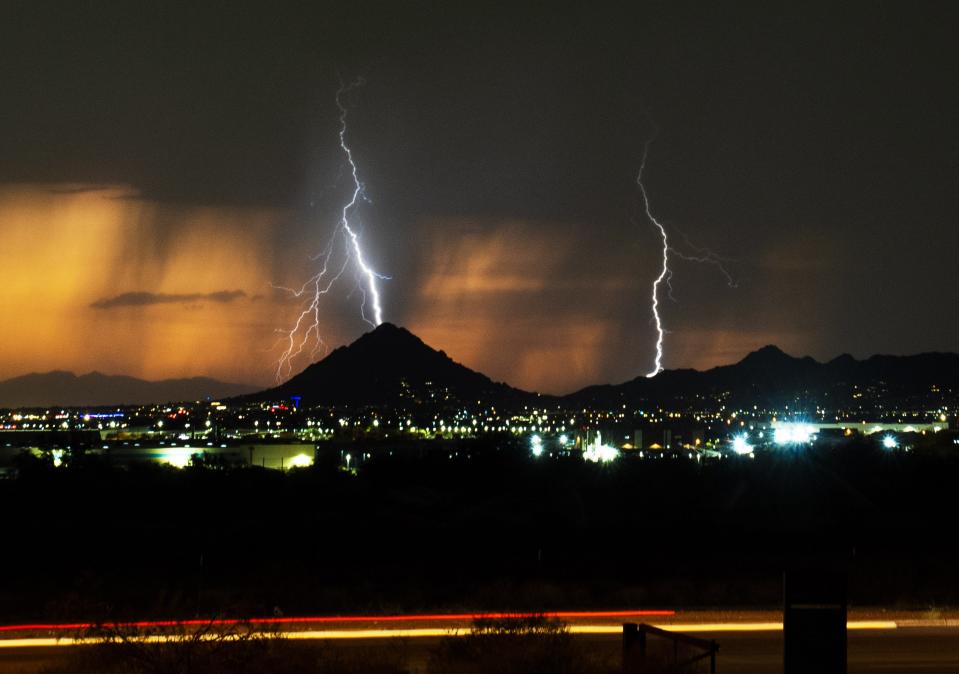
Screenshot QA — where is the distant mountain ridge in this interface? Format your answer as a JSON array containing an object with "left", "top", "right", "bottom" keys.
[
  {"left": 4, "top": 329, "right": 958, "bottom": 410},
  {"left": 0, "top": 371, "right": 256, "bottom": 408},
  {"left": 567, "top": 344, "right": 959, "bottom": 408},
  {"left": 251, "top": 326, "right": 959, "bottom": 410},
  {"left": 246, "top": 322, "right": 538, "bottom": 408}
]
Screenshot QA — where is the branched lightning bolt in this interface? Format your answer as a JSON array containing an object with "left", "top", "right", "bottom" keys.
[
  {"left": 637, "top": 133, "right": 736, "bottom": 378},
  {"left": 637, "top": 137, "right": 670, "bottom": 377},
  {"left": 273, "top": 78, "right": 387, "bottom": 382},
  {"left": 336, "top": 81, "right": 386, "bottom": 328},
  {"left": 670, "top": 229, "right": 738, "bottom": 288}
]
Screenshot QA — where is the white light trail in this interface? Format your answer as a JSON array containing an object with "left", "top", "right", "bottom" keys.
[
  {"left": 636, "top": 132, "right": 736, "bottom": 377},
  {"left": 273, "top": 79, "right": 387, "bottom": 382}
]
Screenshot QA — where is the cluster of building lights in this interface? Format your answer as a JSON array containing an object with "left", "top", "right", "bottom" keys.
[
  {"left": 582, "top": 432, "right": 620, "bottom": 463},
  {"left": 730, "top": 424, "right": 916, "bottom": 455},
  {"left": 772, "top": 423, "right": 816, "bottom": 446},
  {"left": 3, "top": 394, "right": 956, "bottom": 473}
]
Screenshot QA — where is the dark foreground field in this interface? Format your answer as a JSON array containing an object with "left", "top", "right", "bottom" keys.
[{"left": 2, "top": 440, "right": 959, "bottom": 623}]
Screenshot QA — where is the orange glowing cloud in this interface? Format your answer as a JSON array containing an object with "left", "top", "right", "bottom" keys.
[
  {"left": 403, "top": 217, "right": 646, "bottom": 393},
  {"left": 0, "top": 186, "right": 821, "bottom": 394},
  {"left": 0, "top": 184, "right": 291, "bottom": 385}
]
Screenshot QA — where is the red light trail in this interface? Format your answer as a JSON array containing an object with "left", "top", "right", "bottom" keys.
[{"left": 0, "top": 609, "right": 675, "bottom": 634}]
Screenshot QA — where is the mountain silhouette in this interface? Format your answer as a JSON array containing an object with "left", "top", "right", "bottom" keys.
[
  {"left": 253, "top": 325, "right": 959, "bottom": 410},
  {"left": 250, "top": 322, "right": 537, "bottom": 407},
  {"left": 7, "top": 326, "right": 958, "bottom": 410},
  {"left": 568, "top": 345, "right": 959, "bottom": 408},
  {"left": 0, "top": 371, "right": 256, "bottom": 408}
]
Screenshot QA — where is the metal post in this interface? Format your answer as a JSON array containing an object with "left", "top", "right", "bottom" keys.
[{"left": 623, "top": 623, "right": 640, "bottom": 674}]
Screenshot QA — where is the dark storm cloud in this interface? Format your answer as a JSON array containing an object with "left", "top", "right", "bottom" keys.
[
  {"left": 2, "top": 1, "right": 958, "bottom": 384},
  {"left": 46, "top": 184, "right": 114, "bottom": 195},
  {"left": 91, "top": 290, "right": 247, "bottom": 309}
]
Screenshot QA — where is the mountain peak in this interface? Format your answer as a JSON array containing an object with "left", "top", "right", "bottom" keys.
[
  {"left": 334, "top": 323, "right": 442, "bottom": 363},
  {"left": 366, "top": 321, "right": 404, "bottom": 336},
  {"left": 255, "top": 324, "right": 530, "bottom": 407},
  {"left": 739, "top": 345, "right": 792, "bottom": 364},
  {"left": 355, "top": 322, "right": 420, "bottom": 346}
]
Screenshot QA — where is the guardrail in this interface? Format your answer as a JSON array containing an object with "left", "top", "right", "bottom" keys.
[{"left": 623, "top": 622, "right": 719, "bottom": 673}]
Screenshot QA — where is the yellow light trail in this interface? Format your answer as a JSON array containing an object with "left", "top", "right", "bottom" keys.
[{"left": 0, "top": 621, "right": 900, "bottom": 649}]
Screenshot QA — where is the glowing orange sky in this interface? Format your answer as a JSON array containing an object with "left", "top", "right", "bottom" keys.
[
  {"left": 0, "top": 184, "right": 286, "bottom": 385},
  {"left": 0, "top": 184, "right": 819, "bottom": 394}
]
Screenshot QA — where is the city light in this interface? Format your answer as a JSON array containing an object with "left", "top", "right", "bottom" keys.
[
  {"left": 732, "top": 433, "right": 754, "bottom": 455},
  {"left": 5, "top": 385, "right": 952, "bottom": 474},
  {"left": 530, "top": 434, "right": 544, "bottom": 457},
  {"left": 773, "top": 423, "right": 815, "bottom": 446},
  {"left": 288, "top": 453, "right": 314, "bottom": 468},
  {"left": 160, "top": 447, "right": 196, "bottom": 468},
  {"left": 583, "top": 432, "right": 619, "bottom": 463}
]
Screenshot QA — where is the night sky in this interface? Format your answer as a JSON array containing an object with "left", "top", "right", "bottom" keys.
[{"left": 1, "top": 2, "right": 956, "bottom": 393}]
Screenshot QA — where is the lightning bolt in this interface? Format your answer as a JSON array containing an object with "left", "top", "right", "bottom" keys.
[
  {"left": 637, "top": 132, "right": 736, "bottom": 378},
  {"left": 273, "top": 78, "right": 387, "bottom": 382},
  {"left": 337, "top": 81, "right": 386, "bottom": 328},
  {"left": 637, "top": 139, "right": 669, "bottom": 378}
]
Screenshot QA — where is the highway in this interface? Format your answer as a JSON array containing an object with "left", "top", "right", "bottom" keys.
[{"left": 1, "top": 610, "right": 958, "bottom": 673}]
